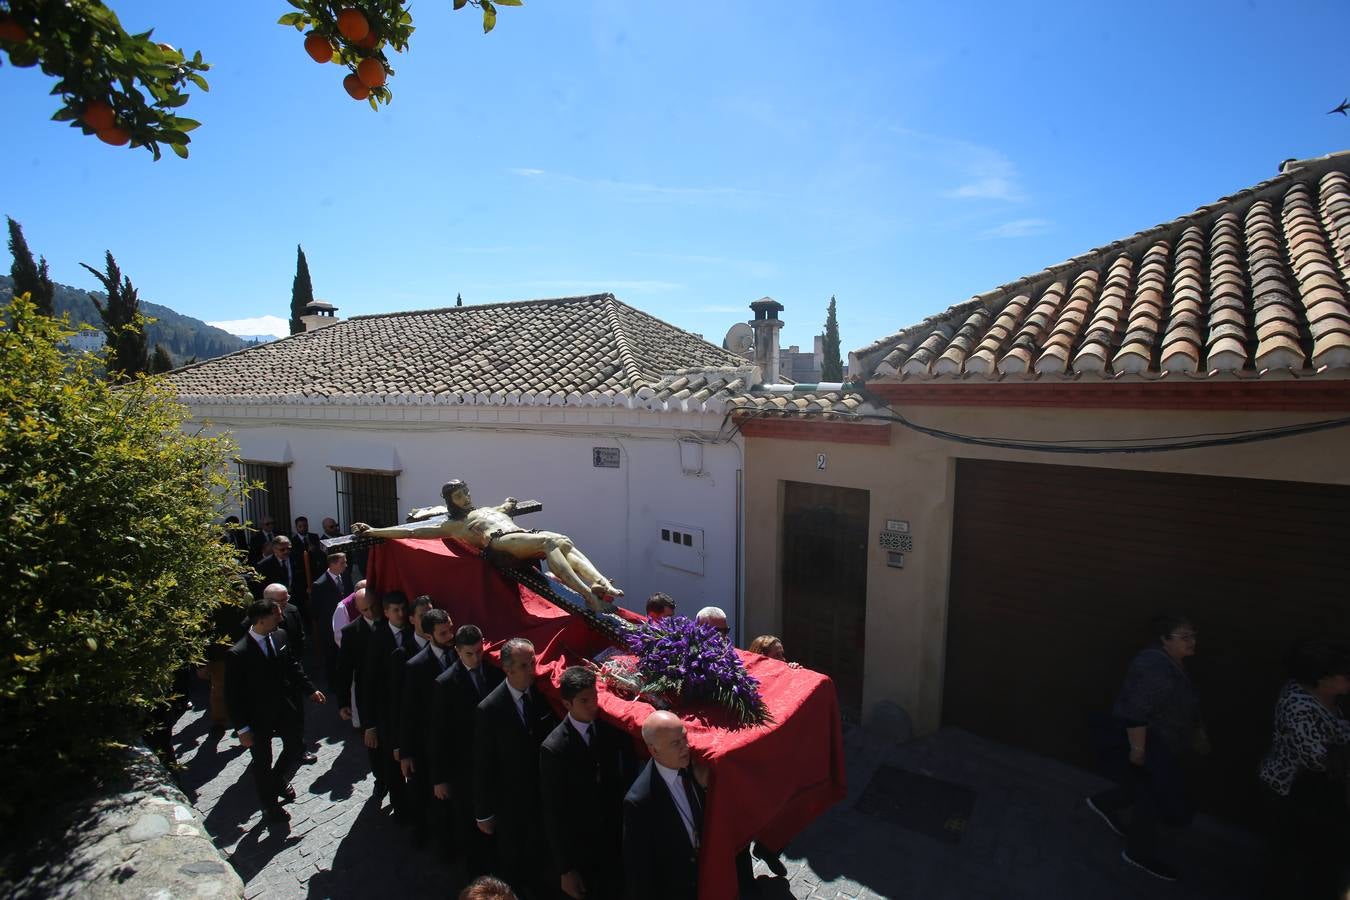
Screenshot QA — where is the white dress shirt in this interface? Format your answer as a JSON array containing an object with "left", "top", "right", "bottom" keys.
[{"left": 567, "top": 713, "right": 594, "bottom": 746}]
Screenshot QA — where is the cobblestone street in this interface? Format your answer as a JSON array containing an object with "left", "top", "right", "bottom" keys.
[{"left": 174, "top": 678, "right": 1269, "bottom": 900}]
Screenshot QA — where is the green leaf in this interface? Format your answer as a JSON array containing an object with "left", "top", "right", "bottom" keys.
[
  {"left": 172, "top": 117, "right": 201, "bottom": 132},
  {"left": 483, "top": 4, "right": 497, "bottom": 33},
  {"left": 277, "top": 12, "right": 304, "bottom": 26},
  {"left": 169, "top": 143, "right": 188, "bottom": 159},
  {"left": 496, "top": 0, "right": 523, "bottom": 6},
  {"left": 160, "top": 92, "right": 190, "bottom": 108},
  {"left": 454, "top": 0, "right": 468, "bottom": 8},
  {"left": 187, "top": 73, "right": 209, "bottom": 92},
  {"left": 51, "top": 107, "right": 80, "bottom": 122}
]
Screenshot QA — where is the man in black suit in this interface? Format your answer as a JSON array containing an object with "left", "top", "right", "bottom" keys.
[
  {"left": 248, "top": 516, "right": 278, "bottom": 565},
  {"left": 474, "top": 637, "right": 559, "bottom": 896},
  {"left": 337, "top": 589, "right": 383, "bottom": 796},
  {"left": 310, "top": 551, "right": 351, "bottom": 690},
  {"left": 360, "top": 591, "right": 411, "bottom": 815},
  {"left": 431, "top": 624, "right": 504, "bottom": 873},
  {"left": 400, "top": 607, "right": 456, "bottom": 844},
  {"left": 254, "top": 535, "right": 297, "bottom": 601},
  {"left": 262, "top": 583, "right": 307, "bottom": 659},
  {"left": 225, "top": 598, "right": 326, "bottom": 823},
  {"left": 385, "top": 595, "right": 432, "bottom": 824},
  {"left": 290, "top": 516, "right": 324, "bottom": 606},
  {"left": 622, "top": 710, "right": 706, "bottom": 900},
  {"left": 539, "top": 666, "right": 635, "bottom": 900}
]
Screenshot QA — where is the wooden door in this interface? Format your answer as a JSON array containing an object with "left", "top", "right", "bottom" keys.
[{"left": 781, "top": 481, "right": 870, "bottom": 721}]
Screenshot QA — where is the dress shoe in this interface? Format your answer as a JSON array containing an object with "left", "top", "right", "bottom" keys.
[
  {"left": 263, "top": 804, "right": 290, "bottom": 823},
  {"left": 278, "top": 785, "right": 297, "bottom": 804},
  {"left": 372, "top": 780, "right": 389, "bottom": 802}
]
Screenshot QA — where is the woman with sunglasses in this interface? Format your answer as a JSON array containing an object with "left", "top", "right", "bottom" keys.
[{"left": 1087, "top": 614, "right": 1204, "bottom": 883}]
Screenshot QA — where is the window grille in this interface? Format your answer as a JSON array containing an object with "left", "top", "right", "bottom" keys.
[
  {"left": 238, "top": 462, "right": 291, "bottom": 530},
  {"left": 334, "top": 469, "right": 399, "bottom": 530}
]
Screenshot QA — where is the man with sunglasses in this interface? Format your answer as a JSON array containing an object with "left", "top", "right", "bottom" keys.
[{"left": 255, "top": 535, "right": 297, "bottom": 600}]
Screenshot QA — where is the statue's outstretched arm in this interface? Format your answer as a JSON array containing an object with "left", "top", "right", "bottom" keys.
[
  {"left": 495, "top": 497, "right": 520, "bottom": 515},
  {"left": 352, "top": 520, "right": 463, "bottom": 540}
]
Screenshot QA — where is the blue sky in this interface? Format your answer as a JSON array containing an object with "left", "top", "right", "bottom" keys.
[{"left": 2, "top": 0, "right": 1347, "bottom": 354}]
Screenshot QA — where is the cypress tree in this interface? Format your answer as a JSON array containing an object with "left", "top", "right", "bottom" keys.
[
  {"left": 456, "top": 292, "right": 463, "bottom": 307},
  {"left": 821, "top": 295, "right": 843, "bottom": 381},
  {"left": 7, "top": 217, "right": 55, "bottom": 317},
  {"left": 290, "top": 245, "right": 314, "bottom": 336},
  {"left": 81, "top": 251, "right": 148, "bottom": 380},
  {"left": 150, "top": 344, "right": 174, "bottom": 374}
]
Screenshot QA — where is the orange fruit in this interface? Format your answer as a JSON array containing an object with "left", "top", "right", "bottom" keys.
[
  {"left": 355, "top": 30, "right": 378, "bottom": 50},
  {"left": 0, "top": 16, "right": 28, "bottom": 42},
  {"left": 304, "top": 31, "right": 334, "bottom": 63},
  {"left": 343, "top": 73, "right": 370, "bottom": 100},
  {"left": 97, "top": 127, "right": 130, "bottom": 146},
  {"left": 82, "top": 101, "right": 116, "bottom": 132},
  {"left": 336, "top": 8, "right": 369, "bottom": 42},
  {"left": 356, "top": 57, "right": 386, "bottom": 88}
]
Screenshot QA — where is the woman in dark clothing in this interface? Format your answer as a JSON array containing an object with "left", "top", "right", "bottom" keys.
[
  {"left": 1087, "top": 613, "right": 1203, "bottom": 883},
  {"left": 1259, "top": 640, "right": 1350, "bottom": 900}
]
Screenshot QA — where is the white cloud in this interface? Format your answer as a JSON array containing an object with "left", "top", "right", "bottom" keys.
[
  {"left": 889, "top": 127, "right": 1028, "bottom": 202},
  {"left": 207, "top": 315, "right": 289, "bottom": 337},
  {"left": 981, "top": 218, "right": 1052, "bottom": 238}
]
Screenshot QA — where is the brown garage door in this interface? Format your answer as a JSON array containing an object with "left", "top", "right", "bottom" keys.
[{"left": 944, "top": 459, "right": 1350, "bottom": 820}]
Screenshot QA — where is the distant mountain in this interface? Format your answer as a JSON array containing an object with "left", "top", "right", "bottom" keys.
[
  {"left": 206, "top": 315, "right": 290, "bottom": 345},
  {"left": 0, "top": 274, "right": 251, "bottom": 364}
]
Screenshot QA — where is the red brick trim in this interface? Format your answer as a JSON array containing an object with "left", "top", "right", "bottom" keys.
[
  {"left": 735, "top": 416, "right": 892, "bottom": 444},
  {"left": 869, "top": 379, "right": 1350, "bottom": 411}
]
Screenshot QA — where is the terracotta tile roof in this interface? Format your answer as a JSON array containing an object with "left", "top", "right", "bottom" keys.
[
  {"left": 166, "top": 294, "right": 748, "bottom": 411},
  {"left": 855, "top": 151, "right": 1350, "bottom": 383},
  {"left": 726, "top": 386, "right": 874, "bottom": 419}
]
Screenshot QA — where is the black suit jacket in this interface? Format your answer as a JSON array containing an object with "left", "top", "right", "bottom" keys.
[
  {"left": 255, "top": 554, "right": 296, "bottom": 596},
  {"left": 473, "top": 680, "right": 559, "bottom": 860},
  {"left": 336, "top": 616, "right": 376, "bottom": 715},
  {"left": 400, "top": 644, "right": 451, "bottom": 764},
  {"left": 429, "top": 659, "right": 503, "bottom": 788},
  {"left": 248, "top": 530, "right": 277, "bottom": 565},
  {"left": 622, "top": 760, "right": 702, "bottom": 900},
  {"left": 360, "top": 620, "right": 407, "bottom": 734},
  {"left": 539, "top": 716, "right": 636, "bottom": 877},
  {"left": 383, "top": 633, "right": 421, "bottom": 754},
  {"left": 289, "top": 532, "right": 324, "bottom": 602},
  {"left": 310, "top": 570, "right": 351, "bottom": 643},
  {"left": 224, "top": 629, "right": 315, "bottom": 736}
]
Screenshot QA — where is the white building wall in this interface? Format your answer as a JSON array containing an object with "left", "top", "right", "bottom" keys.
[{"left": 196, "top": 408, "right": 746, "bottom": 640}]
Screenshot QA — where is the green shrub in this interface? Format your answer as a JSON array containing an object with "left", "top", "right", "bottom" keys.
[{"left": 0, "top": 294, "right": 244, "bottom": 818}]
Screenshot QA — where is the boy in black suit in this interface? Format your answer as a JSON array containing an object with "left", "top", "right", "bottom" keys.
[
  {"left": 361, "top": 591, "right": 411, "bottom": 814},
  {"left": 539, "top": 666, "right": 635, "bottom": 900},
  {"left": 474, "top": 637, "right": 558, "bottom": 896},
  {"left": 431, "top": 624, "right": 504, "bottom": 873},
  {"left": 225, "top": 599, "right": 326, "bottom": 823}
]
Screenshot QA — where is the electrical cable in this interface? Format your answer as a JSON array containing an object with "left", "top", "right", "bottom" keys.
[{"left": 719, "top": 387, "right": 1350, "bottom": 455}]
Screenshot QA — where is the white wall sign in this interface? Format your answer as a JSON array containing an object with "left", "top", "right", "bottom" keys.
[
  {"left": 886, "top": 519, "right": 910, "bottom": 533},
  {"left": 593, "top": 447, "right": 621, "bottom": 468}
]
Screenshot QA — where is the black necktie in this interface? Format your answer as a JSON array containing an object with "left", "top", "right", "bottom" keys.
[
  {"left": 264, "top": 634, "right": 276, "bottom": 659},
  {"left": 470, "top": 667, "right": 484, "bottom": 696},
  {"left": 520, "top": 691, "right": 532, "bottom": 724},
  {"left": 678, "top": 769, "right": 702, "bottom": 843}
]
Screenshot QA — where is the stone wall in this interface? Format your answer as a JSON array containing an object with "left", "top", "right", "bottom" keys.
[{"left": 2, "top": 745, "right": 241, "bottom": 899}]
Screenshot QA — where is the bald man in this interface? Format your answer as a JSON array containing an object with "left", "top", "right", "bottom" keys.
[{"left": 622, "top": 711, "right": 703, "bottom": 900}]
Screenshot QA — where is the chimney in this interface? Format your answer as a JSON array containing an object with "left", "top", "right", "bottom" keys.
[
  {"left": 300, "top": 299, "right": 340, "bottom": 332},
  {"left": 749, "top": 296, "right": 785, "bottom": 384}
]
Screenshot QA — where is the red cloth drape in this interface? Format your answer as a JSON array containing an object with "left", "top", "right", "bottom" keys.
[{"left": 369, "top": 537, "right": 846, "bottom": 900}]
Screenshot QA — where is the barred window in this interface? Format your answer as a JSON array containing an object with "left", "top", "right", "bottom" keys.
[
  {"left": 334, "top": 469, "right": 399, "bottom": 530},
  {"left": 238, "top": 461, "right": 292, "bottom": 531}
]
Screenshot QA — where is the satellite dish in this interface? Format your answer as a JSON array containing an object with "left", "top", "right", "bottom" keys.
[{"left": 723, "top": 322, "right": 754, "bottom": 354}]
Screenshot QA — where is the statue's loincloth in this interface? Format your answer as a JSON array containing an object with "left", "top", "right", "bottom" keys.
[{"left": 484, "top": 528, "right": 543, "bottom": 570}]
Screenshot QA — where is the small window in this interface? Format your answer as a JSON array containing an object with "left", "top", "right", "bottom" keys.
[
  {"left": 662, "top": 528, "right": 671, "bottom": 542},
  {"left": 334, "top": 469, "right": 399, "bottom": 530},
  {"left": 682, "top": 533, "right": 693, "bottom": 547},
  {"left": 238, "top": 461, "right": 291, "bottom": 530}
]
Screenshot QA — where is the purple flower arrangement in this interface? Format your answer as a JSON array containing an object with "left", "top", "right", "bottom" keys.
[{"left": 616, "top": 615, "right": 772, "bottom": 726}]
